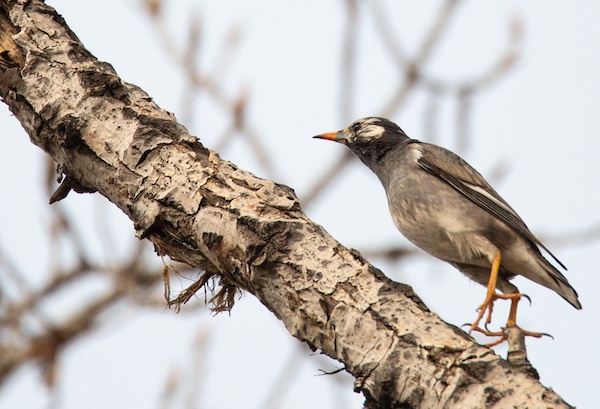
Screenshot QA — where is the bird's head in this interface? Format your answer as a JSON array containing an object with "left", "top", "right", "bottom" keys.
[{"left": 313, "top": 117, "right": 409, "bottom": 168}]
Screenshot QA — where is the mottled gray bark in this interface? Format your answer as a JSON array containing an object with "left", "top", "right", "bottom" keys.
[{"left": 0, "top": 1, "right": 573, "bottom": 408}]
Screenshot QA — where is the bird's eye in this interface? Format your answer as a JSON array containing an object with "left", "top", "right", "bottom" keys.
[{"left": 352, "top": 122, "right": 361, "bottom": 133}]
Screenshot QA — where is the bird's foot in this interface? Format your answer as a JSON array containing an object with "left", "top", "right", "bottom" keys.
[
  {"left": 471, "top": 323, "right": 552, "bottom": 348},
  {"left": 468, "top": 290, "right": 521, "bottom": 335}
]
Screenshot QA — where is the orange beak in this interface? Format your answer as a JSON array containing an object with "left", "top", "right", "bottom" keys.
[{"left": 312, "top": 130, "right": 348, "bottom": 142}]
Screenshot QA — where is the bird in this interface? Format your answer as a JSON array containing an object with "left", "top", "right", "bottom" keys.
[{"left": 313, "top": 117, "right": 581, "bottom": 344}]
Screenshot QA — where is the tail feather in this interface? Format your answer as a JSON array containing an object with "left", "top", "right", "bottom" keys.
[
  {"left": 536, "top": 252, "right": 581, "bottom": 309},
  {"left": 552, "top": 275, "right": 581, "bottom": 309}
]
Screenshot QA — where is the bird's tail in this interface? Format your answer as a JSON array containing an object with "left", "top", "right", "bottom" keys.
[{"left": 534, "top": 253, "right": 582, "bottom": 309}]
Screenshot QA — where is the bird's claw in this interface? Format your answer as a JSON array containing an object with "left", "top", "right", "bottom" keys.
[{"left": 470, "top": 323, "right": 553, "bottom": 347}]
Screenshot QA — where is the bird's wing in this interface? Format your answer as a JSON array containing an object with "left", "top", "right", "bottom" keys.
[{"left": 415, "top": 142, "right": 568, "bottom": 272}]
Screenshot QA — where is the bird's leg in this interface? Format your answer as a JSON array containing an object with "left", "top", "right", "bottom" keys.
[
  {"left": 506, "top": 293, "right": 520, "bottom": 326},
  {"left": 504, "top": 296, "right": 548, "bottom": 339},
  {"left": 468, "top": 254, "right": 550, "bottom": 346},
  {"left": 469, "top": 252, "right": 502, "bottom": 333}
]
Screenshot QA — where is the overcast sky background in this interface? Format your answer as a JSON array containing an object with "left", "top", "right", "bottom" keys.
[{"left": 1, "top": 1, "right": 598, "bottom": 408}]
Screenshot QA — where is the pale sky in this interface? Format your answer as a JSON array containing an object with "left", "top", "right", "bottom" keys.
[{"left": 1, "top": 1, "right": 598, "bottom": 408}]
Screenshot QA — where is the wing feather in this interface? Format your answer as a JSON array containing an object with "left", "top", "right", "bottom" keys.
[{"left": 415, "top": 143, "right": 568, "bottom": 275}]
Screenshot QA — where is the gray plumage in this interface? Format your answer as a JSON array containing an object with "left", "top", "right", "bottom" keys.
[{"left": 314, "top": 117, "right": 581, "bottom": 310}]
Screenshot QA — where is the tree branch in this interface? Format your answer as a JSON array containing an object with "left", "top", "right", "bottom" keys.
[{"left": 0, "top": 2, "right": 573, "bottom": 407}]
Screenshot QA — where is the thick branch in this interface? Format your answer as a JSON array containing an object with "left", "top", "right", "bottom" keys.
[{"left": 0, "top": 2, "right": 572, "bottom": 408}]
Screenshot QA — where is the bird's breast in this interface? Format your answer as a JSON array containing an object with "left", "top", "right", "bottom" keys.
[{"left": 385, "top": 169, "right": 496, "bottom": 264}]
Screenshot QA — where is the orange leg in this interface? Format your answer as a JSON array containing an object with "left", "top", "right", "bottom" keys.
[
  {"left": 469, "top": 252, "right": 503, "bottom": 332},
  {"left": 469, "top": 252, "right": 548, "bottom": 346}
]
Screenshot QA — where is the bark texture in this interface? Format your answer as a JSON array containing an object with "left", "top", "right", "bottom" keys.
[{"left": 0, "top": 1, "right": 573, "bottom": 408}]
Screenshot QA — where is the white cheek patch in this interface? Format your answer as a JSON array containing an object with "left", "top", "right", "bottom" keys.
[{"left": 360, "top": 124, "right": 385, "bottom": 139}]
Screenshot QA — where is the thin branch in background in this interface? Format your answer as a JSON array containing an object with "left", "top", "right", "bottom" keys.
[
  {"left": 545, "top": 223, "right": 600, "bottom": 249},
  {"left": 361, "top": 245, "right": 419, "bottom": 262},
  {"left": 214, "top": 89, "right": 248, "bottom": 153},
  {"left": 304, "top": 0, "right": 462, "bottom": 208},
  {"left": 143, "top": 3, "right": 281, "bottom": 181},
  {"left": 157, "top": 327, "right": 211, "bottom": 409},
  {"left": 229, "top": 95, "right": 283, "bottom": 180},
  {"left": 44, "top": 160, "right": 92, "bottom": 276},
  {"left": 418, "top": 16, "right": 522, "bottom": 95},
  {"left": 339, "top": 0, "right": 359, "bottom": 125},
  {"left": 142, "top": 0, "right": 163, "bottom": 19},
  {"left": 185, "top": 329, "right": 210, "bottom": 409},
  {"left": 419, "top": 13, "right": 522, "bottom": 154},
  {"left": 456, "top": 86, "right": 472, "bottom": 153},
  {"left": 0, "top": 245, "right": 29, "bottom": 298},
  {"left": 0, "top": 161, "right": 175, "bottom": 387},
  {"left": 473, "top": 13, "right": 523, "bottom": 89},
  {"left": 0, "top": 248, "right": 176, "bottom": 386},
  {"left": 258, "top": 345, "right": 306, "bottom": 409},
  {"left": 485, "top": 159, "right": 512, "bottom": 186},
  {"left": 0, "top": 261, "right": 89, "bottom": 328},
  {"left": 0, "top": 290, "right": 122, "bottom": 387},
  {"left": 423, "top": 86, "right": 441, "bottom": 143},
  {"left": 300, "top": 150, "right": 355, "bottom": 208},
  {"left": 207, "top": 27, "right": 243, "bottom": 82},
  {"left": 180, "top": 12, "right": 202, "bottom": 127},
  {"left": 158, "top": 369, "right": 180, "bottom": 409},
  {"left": 418, "top": 13, "right": 523, "bottom": 107},
  {"left": 380, "top": 0, "right": 461, "bottom": 118},
  {"left": 368, "top": 0, "right": 408, "bottom": 71},
  {"left": 301, "top": 0, "right": 362, "bottom": 208}
]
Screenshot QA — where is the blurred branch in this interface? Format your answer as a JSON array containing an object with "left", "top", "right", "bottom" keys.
[
  {"left": 158, "top": 327, "right": 211, "bottom": 409},
  {"left": 303, "top": 0, "right": 521, "bottom": 208},
  {"left": 0, "top": 245, "right": 30, "bottom": 297},
  {"left": 339, "top": 0, "right": 359, "bottom": 124},
  {"left": 0, "top": 120, "right": 200, "bottom": 389},
  {"left": 544, "top": 223, "right": 600, "bottom": 249},
  {"left": 303, "top": 0, "right": 462, "bottom": 206},
  {"left": 368, "top": 0, "right": 408, "bottom": 70},
  {"left": 361, "top": 245, "right": 419, "bottom": 262},
  {"left": 0, "top": 234, "right": 169, "bottom": 386},
  {"left": 143, "top": 3, "right": 282, "bottom": 181},
  {"left": 300, "top": 150, "right": 354, "bottom": 207},
  {"left": 421, "top": 14, "right": 522, "bottom": 151},
  {"left": 0, "top": 290, "right": 121, "bottom": 387},
  {"left": 418, "top": 15, "right": 522, "bottom": 94},
  {"left": 422, "top": 86, "right": 441, "bottom": 143},
  {"left": 456, "top": 87, "right": 473, "bottom": 152},
  {"left": 180, "top": 12, "right": 202, "bottom": 127},
  {"left": 258, "top": 345, "right": 306, "bottom": 409},
  {"left": 380, "top": 0, "right": 461, "bottom": 117}
]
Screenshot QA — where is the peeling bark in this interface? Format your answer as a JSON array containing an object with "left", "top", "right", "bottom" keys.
[{"left": 0, "top": 1, "right": 574, "bottom": 408}]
